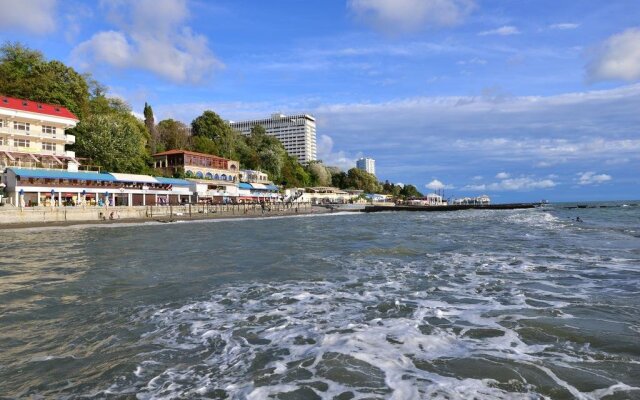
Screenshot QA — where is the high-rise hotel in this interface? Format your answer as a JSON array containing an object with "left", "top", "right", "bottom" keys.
[
  {"left": 356, "top": 157, "right": 376, "bottom": 176},
  {"left": 230, "top": 113, "right": 317, "bottom": 164}
]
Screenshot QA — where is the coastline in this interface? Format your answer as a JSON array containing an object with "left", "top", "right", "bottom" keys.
[{"left": 0, "top": 204, "right": 334, "bottom": 230}]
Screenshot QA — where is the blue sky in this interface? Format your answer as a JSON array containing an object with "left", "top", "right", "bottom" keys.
[{"left": 2, "top": 0, "right": 639, "bottom": 201}]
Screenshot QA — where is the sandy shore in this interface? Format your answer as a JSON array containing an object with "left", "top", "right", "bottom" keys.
[{"left": 0, "top": 205, "right": 335, "bottom": 230}]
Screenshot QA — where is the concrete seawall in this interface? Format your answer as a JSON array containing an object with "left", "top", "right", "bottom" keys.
[{"left": 0, "top": 203, "right": 314, "bottom": 227}]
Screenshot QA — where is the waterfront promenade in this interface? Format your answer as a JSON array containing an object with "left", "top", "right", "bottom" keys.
[{"left": 0, "top": 202, "right": 318, "bottom": 229}]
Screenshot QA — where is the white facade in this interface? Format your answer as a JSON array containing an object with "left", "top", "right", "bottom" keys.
[
  {"left": 230, "top": 113, "right": 317, "bottom": 164},
  {"left": 356, "top": 157, "right": 376, "bottom": 175},
  {"left": 0, "top": 97, "right": 79, "bottom": 171}
]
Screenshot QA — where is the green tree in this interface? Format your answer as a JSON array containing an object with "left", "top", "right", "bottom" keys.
[
  {"left": 400, "top": 184, "right": 423, "bottom": 198},
  {"left": 143, "top": 102, "right": 158, "bottom": 153},
  {"left": 307, "top": 161, "right": 331, "bottom": 186},
  {"left": 346, "top": 168, "right": 381, "bottom": 193},
  {"left": 157, "top": 119, "right": 190, "bottom": 151},
  {"left": 74, "top": 105, "right": 149, "bottom": 173},
  {"left": 190, "top": 135, "right": 219, "bottom": 155},
  {"left": 0, "top": 42, "right": 90, "bottom": 120}
]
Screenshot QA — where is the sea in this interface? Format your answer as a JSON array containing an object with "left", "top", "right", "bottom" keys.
[{"left": 1, "top": 202, "right": 639, "bottom": 399}]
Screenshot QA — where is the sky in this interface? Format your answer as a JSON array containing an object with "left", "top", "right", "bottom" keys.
[{"left": 1, "top": 0, "right": 639, "bottom": 202}]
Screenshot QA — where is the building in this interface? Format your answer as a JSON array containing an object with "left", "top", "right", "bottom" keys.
[
  {"left": 3, "top": 168, "right": 192, "bottom": 207},
  {"left": 356, "top": 157, "right": 375, "bottom": 175},
  {"left": 407, "top": 193, "right": 446, "bottom": 206},
  {"left": 0, "top": 96, "right": 79, "bottom": 171},
  {"left": 453, "top": 195, "right": 491, "bottom": 205},
  {"left": 287, "top": 186, "right": 358, "bottom": 204},
  {"left": 229, "top": 113, "right": 317, "bottom": 164},
  {"left": 239, "top": 169, "right": 271, "bottom": 184},
  {"left": 152, "top": 150, "right": 240, "bottom": 203}
]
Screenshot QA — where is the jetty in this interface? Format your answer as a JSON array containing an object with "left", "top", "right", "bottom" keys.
[{"left": 363, "top": 203, "right": 539, "bottom": 213}]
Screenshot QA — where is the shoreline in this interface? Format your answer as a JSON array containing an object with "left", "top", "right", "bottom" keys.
[{"left": 0, "top": 204, "right": 335, "bottom": 230}]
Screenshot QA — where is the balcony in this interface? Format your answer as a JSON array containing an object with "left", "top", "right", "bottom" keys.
[
  {"left": 65, "top": 150, "right": 76, "bottom": 158},
  {"left": 0, "top": 126, "right": 72, "bottom": 142}
]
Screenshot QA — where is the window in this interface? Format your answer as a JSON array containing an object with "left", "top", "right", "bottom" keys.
[
  {"left": 42, "top": 125, "right": 56, "bottom": 135},
  {"left": 13, "top": 122, "right": 30, "bottom": 132},
  {"left": 42, "top": 142, "right": 56, "bottom": 151},
  {"left": 0, "top": 137, "right": 4, "bottom": 146},
  {"left": 14, "top": 139, "right": 30, "bottom": 147},
  {"left": 0, "top": 120, "right": 3, "bottom": 127}
]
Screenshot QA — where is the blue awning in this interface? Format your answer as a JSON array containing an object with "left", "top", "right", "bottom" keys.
[
  {"left": 265, "top": 184, "right": 279, "bottom": 191},
  {"left": 155, "top": 177, "right": 192, "bottom": 186},
  {"left": 8, "top": 168, "right": 117, "bottom": 182},
  {"left": 239, "top": 182, "right": 252, "bottom": 189}
]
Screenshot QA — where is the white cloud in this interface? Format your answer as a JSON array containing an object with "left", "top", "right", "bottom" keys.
[
  {"left": 0, "top": 0, "right": 56, "bottom": 34},
  {"left": 457, "top": 57, "right": 487, "bottom": 65},
  {"left": 577, "top": 171, "right": 612, "bottom": 185},
  {"left": 495, "top": 172, "right": 510, "bottom": 179},
  {"left": 348, "top": 0, "right": 476, "bottom": 34},
  {"left": 465, "top": 177, "right": 556, "bottom": 191},
  {"left": 316, "top": 134, "right": 357, "bottom": 171},
  {"left": 586, "top": 28, "right": 640, "bottom": 82},
  {"left": 425, "top": 179, "right": 453, "bottom": 190},
  {"left": 549, "top": 23, "right": 579, "bottom": 30},
  {"left": 479, "top": 25, "right": 520, "bottom": 36},
  {"left": 72, "top": 0, "right": 222, "bottom": 83}
]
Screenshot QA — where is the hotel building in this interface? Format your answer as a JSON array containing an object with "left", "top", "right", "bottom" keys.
[
  {"left": 356, "top": 157, "right": 375, "bottom": 176},
  {"left": 229, "top": 113, "right": 317, "bottom": 164},
  {"left": 0, "top": 96, "right": 194, "bottom": 207},
  {"left": 152, "top": 149, "right": 240, "bottom": 203},
  {"left": 0, "top": 96, "right": 79, "bottom": 171}
]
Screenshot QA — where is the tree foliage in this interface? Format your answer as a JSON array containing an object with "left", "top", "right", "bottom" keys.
[
  {"left": 0, "top": 42, "right": 90, "bottom": 120},
  {"left": 157, "top": 119, "right": 190, "bottom": 152},
  {"left": 74, "top": 112, "right": 149, "bottom": 173}
]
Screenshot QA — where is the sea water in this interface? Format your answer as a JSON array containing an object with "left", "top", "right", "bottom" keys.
[{"left": 1, "top": 204, "right": 639, "bottom": 399}]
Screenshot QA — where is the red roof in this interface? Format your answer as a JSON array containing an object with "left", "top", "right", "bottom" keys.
[
  {"left": 0, "top": 95, "right": 79, "bottom": 121},
  {"left": 153, "top": 149, "right": 231, "bottom": 161}
]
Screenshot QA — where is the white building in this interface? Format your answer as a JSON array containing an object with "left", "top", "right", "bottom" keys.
[
  {"left": 230, "top": 113, "right": 317, "bottom": 164},
  {"left": 356, "top": 157, "right": 375, "bottom": 175},
  {"left": 0, "top": 96, "right": 79, "bottom": 171}
]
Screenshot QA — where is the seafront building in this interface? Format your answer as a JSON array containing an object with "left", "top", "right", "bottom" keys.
[
  {"left": 356, "top": 157, "right": 375, "bottom": 175},
  {"left": 152, "top": 150, "right": 240, "bottom": 203},
  {"left": 229, "top": 113, "right": 317, "bottom": 164},
  {"left": 0, "top": 97, "right": 288, "bottom": 207},
  {"left": 0, "top": 96, "right": 79, "bottom": 171},
  {"left": 0, "top": 96, "right": 194, "bottom": 207},
  {"left": 3, "top": 168, "right": 192, "bottom": 207},
  {"left": 453, "top": 195, "right": 491, "bottom": 205}
]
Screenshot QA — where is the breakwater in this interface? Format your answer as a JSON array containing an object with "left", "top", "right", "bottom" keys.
[{"left": 363, "top": 203, "right": 539, "bottom": 213}]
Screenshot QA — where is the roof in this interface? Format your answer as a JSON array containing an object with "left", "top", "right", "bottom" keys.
[
  {"left": 152, "top": 149, "right": 231, "bottom": 161},
  {"left": 155, "top": 177, "right": 192, "bottom": 186},
  {"left": 109, "top": 173, "right": 159, "bottom": 184},
  {"left": 8, "top": 168, "right": 116, "bottom": 181},
  {"left": 238, "top": 182, "right": 279, "bottom": 191},
  {"left": 0, "top": 96, "right": 79, "bottom": 121}
]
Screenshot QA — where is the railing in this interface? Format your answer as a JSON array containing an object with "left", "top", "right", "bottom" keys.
[
  {"left": 0, "top": 160, "right": 68, "bottom": 170},
  {"left": 0, "top": 126, "right": 73, "bottom": 141}
]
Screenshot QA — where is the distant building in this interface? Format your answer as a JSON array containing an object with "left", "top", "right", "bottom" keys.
[
  {"left": 356, "top": 157, "right": 375, "bottom": 175},
  {"left": 239, "top": 169, "right": 271, "bottom": 184},
  {"left": 0, "top": 96, "right": 79, "bottom": 172},
  {"left": 229, "top": 113, "right": 317, "bottom": 164},
  {"left": 452, "top": 195, "right": 491, "bottom": 205}
]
